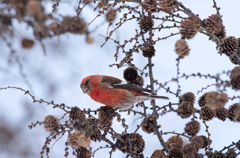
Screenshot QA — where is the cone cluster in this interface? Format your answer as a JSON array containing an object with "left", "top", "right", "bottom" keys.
[
  {"left": 199, "top": 92, "right": 228, "bottom": 121},
  {"left": 177, "top": 92, "right": 195, "bottom": 118}
]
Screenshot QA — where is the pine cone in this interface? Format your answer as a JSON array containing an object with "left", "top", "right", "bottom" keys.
[
  {"left": 143, "top": 0, "right": 158, "bottom": 13},
  {"left": 150, "top": 150, "right": 167, "bottom": 158},
  {"left": 200, "top": 105, "right": 215, "bottom": 121},
  {"left": 180, "top": 15, "right": 202, "bottom": 39},
  {"left": 159, "top": 0, "right": 177, "bottom": 13},
  {"left": 21, "top": 38, "right": 35, "bottom": 49},
  {"left": 179, "top": 92, "right": 195, "bottom": 104},
  {"left": 215, "top": 107, "right": 228, "bottom": 121},
  {"left": 68, "top": 131, "right": 91, "bottom": 149},
  {"left": 218, "top": 36, "right": 238, "bottom": 56},
  {"left": 230, "top": 66, "right": 240, "bottom": 90},
  {"left": 43, "top": 115, "right": 59, "bottom": 132},
  {"left": 60, "top": 16, "right": 86, "bottom": 34},
  {"left": 69, "top": 106, "right": 85, "bottom": 120},
  {"left": 177, "top": 101, "right": 194, "bottom": 119},
  {"left": 229, "top": 53, "right": 240, "bottom": 65},
  {"left": 205, "top": 92, "right": 228, "bottom": 110},
  {"left": 203, "top": 14, "right": 226, "bottom": 40},
  {"left": 198, "top": 93, "right": 207, "bottom": 107},
  {"left": 175, "top": 39, "right": 190, "bottom": 59},
  {"left": 116, "top": 133, "right": 145, "bottom": 154},
  {"left": 169, "top": 147, "right": 182, "bottom": 158},
  {"left": 98, "top": 106, "right": 116, "bottom": 129},
  {"left": 212, "top": 151, "right": 226, "bottom": 158},
  {"left": 236, "top": 140, "right": 240, "bottom": 150},
  {"left": 139, "top": 15, "right": 154, "bottom": 32},
  {"left": 124, "top": 67, "right": 138, "bottom": 82},
  {"left": 182, "top": 143, "right": 198, "bottom": 158},
  {"left": 228, "top": 103, "right": 240, "bottom": 122},
  {"left": 167, "top": 136, "right": 183, "bottom": 150},
  {"left": 184, "top": 120, "right": 200, "bottom": 136},
  {"left": 76, "top": 147, "right": 92, "bottom": 158},
  {"left": 141, "top": 116, "right": 159, "bottom": 134},
  {"left": 225, "top": 148, "right": 237, "bottom": 158},
  {"left": 141, "top": 42, "right": 156, "bottom": 58}
]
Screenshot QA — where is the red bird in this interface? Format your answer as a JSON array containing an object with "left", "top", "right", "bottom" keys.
[{"left": 80, "top": 75, "right": 169, "bottom": 110}]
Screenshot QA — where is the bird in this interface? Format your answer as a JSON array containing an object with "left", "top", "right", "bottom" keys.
[{"left": 80, "top": 75, "right": 169, "bottom": 110}]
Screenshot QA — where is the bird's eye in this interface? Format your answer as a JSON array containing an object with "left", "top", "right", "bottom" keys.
[{"left": 86, "top": 80, "right": 89, "bottom": 85}]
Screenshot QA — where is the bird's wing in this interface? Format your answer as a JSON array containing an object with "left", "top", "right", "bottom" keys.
[
  {"left": 101, "top": 75, "right": 152, "bottom": 93},
  {"left": 101, "top": 75, "right": 124, "bottom": 85},
  {"left": 113, "top": 83, "right": 152, "bottom": 93}
]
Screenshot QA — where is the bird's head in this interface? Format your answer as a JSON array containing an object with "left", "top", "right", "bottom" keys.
[{"left": 80, "top": 75, "right": 101, "bottom": 94}]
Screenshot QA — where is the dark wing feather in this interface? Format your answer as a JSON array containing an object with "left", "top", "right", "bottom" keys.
[
  {"left": 113, "top": 83, "right": 152, "bottom": 93},
  {"left": 101, "top": 75, "right": 123, "bottom": 85}
]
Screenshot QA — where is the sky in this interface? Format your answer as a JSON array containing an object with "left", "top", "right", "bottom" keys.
[{"left": 0, "top": 0, "right": 240, "bottom": 158}]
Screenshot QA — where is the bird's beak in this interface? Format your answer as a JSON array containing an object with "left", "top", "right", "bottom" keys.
[{"left": 81, "top": 85, "right": 89, "bottom": 93}]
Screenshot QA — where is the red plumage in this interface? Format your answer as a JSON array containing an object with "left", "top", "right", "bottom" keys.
[{"left": 80, "top": 75, "right": 169, "bottom": 110}]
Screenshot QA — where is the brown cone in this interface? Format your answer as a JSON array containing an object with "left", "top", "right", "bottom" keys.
[
  {"left": 175, "top": 39, "right": 190, "bottom": 59},
  {"left": 169, "top": 147, "right": 182, "bottom": 158},
  {"left": 200, "top": 105, "right": 215, "bottom": 121},
  {"left": 98, "top": 106, "right": 116, "bottom": 129},
  {"left": 218, "top": 36, "right": 238, "bottom": 56},
  {"left": 21, "top": 38, "right": 35, "bottom": 49},
  {"left": 116, "top": 133, "right": 145, "bottom": 154},
  {"left": 68, "top": 131, "right": 91, "bottom": 149},
  {"left": 142, "top": 42, "right": 155, "bottom": 58},
  {"left": 180, "top": 15, "right": 202, "bottom": 39},
  {"left": 151, "top": 150, "right": 167, "bottom": 158},
  {"left": 177, "top": 101, "right": 194, "bottom": 119},
  {"left": 70, "top": 106, "right": 85, "bottom": 120},
  {"left": 159, "top": 0, "right": 177, "bottom": 13},
  {"left": 230, "top": 66, "right": 240, "bottom": 90},
  {"left": 182, "top": 143, "right": 198, "bottom": 158},
  {"left": 228, "top": 103, "right": 240, "bottom": 122},
  {"left": 184, "top": 120, "right": 200, "bottom": 136},
  {"left": 203, "top": 14, "right": 226, "bottom": 40},
  {"left": 198, "top": 93, "right": 207, "bottom": 107},
  {"left": 124, "top": 67, "right": 138, "bottom": 83},
  {"left": 139, "top": 15, "right": 154, "bottom": 32},
  {"left": 215, "top": 107, "right": 228, "bottom": 121},
  {"left": 179, "top": 92, "right": 195, "bottom": 104},
  {"left": 166, "top": 136, "right": 183, "bottom": 150},
  {"left": 43, "top": 115, "right": 59, "bottom": 132},
  {"left": 205, "top": 92, "right": 228, "bottom": 110}
]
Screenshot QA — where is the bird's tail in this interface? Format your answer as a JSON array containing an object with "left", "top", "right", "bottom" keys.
[{"left": 150, "top": 95, "right": 169, "bottom": 100}]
